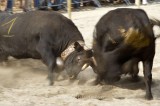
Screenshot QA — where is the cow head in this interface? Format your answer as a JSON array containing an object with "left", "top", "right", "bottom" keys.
[
  {"left": 93, "top": 52, "right": 121, "bottom": 83},
  {"left": 64, "top": 42, "right": 94, "bottom": 79},
  {"left": 92, "top": 40, "right": 140, "bottom": 84}
]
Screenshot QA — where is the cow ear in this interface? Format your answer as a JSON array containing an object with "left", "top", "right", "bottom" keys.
[
  {"left": 74, "top": 42, "right": 84, "bottom": 52},
  {"left": 85, "top": 49, "right": 93, "bottom": 58}
]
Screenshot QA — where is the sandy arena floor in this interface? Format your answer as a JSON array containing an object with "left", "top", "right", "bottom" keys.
[{"left": 0, "top": 2, "right": 160, "bottom": 106}]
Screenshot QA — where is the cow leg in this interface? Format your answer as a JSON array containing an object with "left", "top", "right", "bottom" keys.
[
  {"left": 0, "top": 51, "right": 8, "bottom": 62},
  {"left": 131, "top": 74, "right": 139, "bottom": 82},
  {"left": 93, "top": 74, "right": 103, "bottom": 85},
  {"left": 0, "top": 53, "right": 8, "bottom": 66},
  {"left": 131, "top": 62, "right": 139, "bottom": 82},
  {"left": 36, "top": 41, "right": 56, "bottom": 86},
  {"left": 45, "top": 57, "right": 56, "bottom": 85},
  {"left": 143, "top": 60, "right": 153, "bottom": 100}
]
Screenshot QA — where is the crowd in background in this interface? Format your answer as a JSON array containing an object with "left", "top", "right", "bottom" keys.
[{"left": 0, "top": 0, "right": 150, "bottom": 13}]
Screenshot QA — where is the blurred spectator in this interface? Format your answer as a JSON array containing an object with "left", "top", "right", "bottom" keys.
[
  {"left": 72, "top": 0, "right": 80, "bottom": 9},
  {"left": 21, "top": 0, "right": 40, "bottom": 12},
  {"left": 39, "top": 0, "right": 64, "bottom": 10},
  {"left": 52, "top": 0, "right": 64, "bottom": 11},
  {"left": 83, "top": 0, "right": 101, "bottom": 7},
  {"left": 23, "top": 0, "right": 32, "bottom": 12},
  {"left": 92, "top": 0, "right": 101, "bottom": 7},
  {"left": 39, "top": 0, "right": 52, "bottom": 10},
  {"left": 34, "top": 0, "right": 40, "bottom": 8},
  {"left": 54, "top": 0, "right": 81, "bottom": 10},
  {"left": 123, "top": 0, "right": 131, "bottom": 5}
]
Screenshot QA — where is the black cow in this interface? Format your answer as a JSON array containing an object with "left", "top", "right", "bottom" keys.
[
  {"left": 0, "top": 11, "right": 87, "bottom": 85},
  {"left": 92, "top": 8, "right": 160, "bottom": 100}
]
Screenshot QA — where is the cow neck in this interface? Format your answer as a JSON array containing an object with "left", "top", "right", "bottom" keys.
[{"left": 61, "top": 40, "right": 84, "bottom": 60}]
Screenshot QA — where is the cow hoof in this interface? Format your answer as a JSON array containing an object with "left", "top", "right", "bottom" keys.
[
  {"left": 69, "top": 75, "right": 77, "bottom": 80},
  {"left": 145, "top": 94, "right": 153, "bottom": 100},
  {"left": 92, "top": 80, "right": 100, "bottom": 85},
  {"left": 69, "top": 78, "right": 76, "bottom": 83},
  {"left": 49, "top": 81, "right": 54, "bottom": 86},
  {"left": 131, "top": 75, "right": 140, "bottom": 82},
  {"left": 86, "top": 79, "right": 99, "bottom": 86}
]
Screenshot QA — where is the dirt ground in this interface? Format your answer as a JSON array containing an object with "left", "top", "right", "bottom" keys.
[{"left": 1, "top": 2, "right": 160, "bottom": 106}]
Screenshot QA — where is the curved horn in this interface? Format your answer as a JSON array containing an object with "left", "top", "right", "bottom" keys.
[
  {"left": 92, "top": 57, "right": 97, "bottom": 66},
  {"left": 81, "top": 63, "right": 89, "bottom": 71}
]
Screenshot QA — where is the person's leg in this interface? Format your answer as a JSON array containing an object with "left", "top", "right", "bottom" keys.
[
  {"left": 24, "top": 0, "right": 29, "bottom": 11},
  {"left": 48, "top": 0, "right": 51, "bottom": 6},
  {"left": 19, "top": 0, "right": 23, "bottom": 8},
  {"left": 92, "top": 0, "right": 101, "bottom": 7},
  {"left": 6, "top": 0, "right": 13, "bottom": 13},
  {"left": 28, "top": 0, "right": 32, "bottom": 9},
  {"left": 34, "top": 0, "right": 40, "bottom": 8},
  {"left": 52, "top": 0, "right": 65, "bottom": 11},
  {"left": 24, "top": 0, "right": 32, "bottom": 12},
  {"left": 38, "top": 0, "right": 48, "bottom": 10},
  {"left": 72, "top": 0, "right": 80, "bottom": 9}
]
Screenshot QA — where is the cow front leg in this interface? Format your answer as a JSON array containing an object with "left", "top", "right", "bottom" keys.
[
  {"left": 93, "top": 74, "right": 103, "bottom": 85},
  {"left": 47, "top": 59, "right": 56, "bottom": 85},
  {"left": 36, "top": 42, "right": 56, "bottom": 86},
  {"left": 143, "top": 60, "right": 153, "bottom": 100}
]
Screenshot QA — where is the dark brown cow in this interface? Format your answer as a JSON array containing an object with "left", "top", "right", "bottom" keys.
[{"left": 92, "top": 8, "right": 160, "bottom": 100}]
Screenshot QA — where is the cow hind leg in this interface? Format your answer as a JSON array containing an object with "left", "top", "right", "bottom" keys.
[
  {"left": 36, "top": 41, "right": 57, "bottom": 86},
  {"left": 131, "top": 62, "right": 140, "bottom": 82},
  {"left": 143, "top": 60, "right": 153, "bottom": 100}
]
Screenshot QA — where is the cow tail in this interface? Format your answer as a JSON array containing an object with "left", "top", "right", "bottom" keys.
[{"left": 150, "top": 18, "right": 160, "bottom": 39}]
